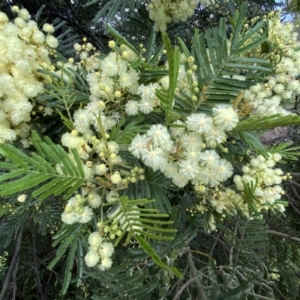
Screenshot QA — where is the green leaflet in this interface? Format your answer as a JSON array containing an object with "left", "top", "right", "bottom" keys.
[
  {"left": 268, "top": 142, "right": 300, "bottom": 161},
  {"left": 104, "top": 196, "right": 176, "bottom": 247},
  {"left": 62, "top": 240, "right": 78, "bottom": 295},
  {"left": 48, "top": 223, "right": 82, "bottom": 270},
  {"left": 0, "top": 131, "right": 85, "bottom": 200},
  {"left": 155, "top": 33, "right": 180, "bottom": 113},
  {"left": 135, "top": 235, "right": 182, "bottom": 279},
  {"left": 109, "top": 116, "right": 149, "bottom": 144},
  {"left": 233, "top": 114, "right": 300, "bottom": 131}
]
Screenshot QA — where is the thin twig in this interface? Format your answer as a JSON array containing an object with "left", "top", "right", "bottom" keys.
[
  {"left": 267, "top": 230, "right": 300, "bottom": 242},
  {"left": 0, "top": 228, "right": 23, "bottom": 300},
  {"left": 11, "top": 256, "right": 19, "bottom": 300},
  {"left": 186, "top": 247, "right": 208, "bottom": 300},
  {"left": 247, "top": 292, "right": 275, "bottom": 300},
  {"left": 270, "top": 284, "right": 288, "bottom": 300},
  {"left": 229, "top": 225, "right": 237, "bottom": 267},
  {"left": 31, "top": 222, "right": 45, "bottom": 300},
  {"left": 167, "top": 265, "right": 189, "bottom": 297},
  {"left": 288, "top": 179, "right": 300, "bottom": 190},
  {"left": 173, "top": 277, "right": 197, "bottom": 300},
  {"left": 209, "top": 231, "right": 222, "bottom": 258}
]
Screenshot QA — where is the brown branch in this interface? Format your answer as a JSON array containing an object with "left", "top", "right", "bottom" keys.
[
  {"left": 173, "top": 277, "right": 198, "bottom": 300},
  {"left": 267, "top": 230, "right": 300, "bottom": 243},
  {"left": 0, "top": 228, "right": 23, "bottom": 300},
  {"left": 11, "top": 255, "right": 19, "bottom": 300},
  {"left": 185, "top": 247, "right": 208, "bottom": 300},
  {"left": 270, "top": 284, "right": 288, "bottom": 300}
]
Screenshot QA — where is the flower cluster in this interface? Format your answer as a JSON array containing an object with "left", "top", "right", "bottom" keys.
[
  {"left": 79, "top": 41, "right": 140, "bottom": 105},
  {"left": 0, "top": 7, "right": 57, "bottom": 143},
  {"left": 242, "top": 11, "right": 300, "bottom": 117},
  {"left": 188, "top": 186, "right": 246, "bottom": 230},
  {"left": 234, "top": 152, "right": 287, "bottom": 212},
  {"left": 61, "top": 194, "right": 97, "bottom": 224},
  {"left": 147, "top": 0, "right": 198, "bottom": 32},
  {"left": 84, "top": 231, "right": 114, "bottom": 270},
  {"left": 129, "top": 104, "right": 239, "bottom": 189},
  {"left": 187, "top": 152, "right": 287, "bottom": 230}
]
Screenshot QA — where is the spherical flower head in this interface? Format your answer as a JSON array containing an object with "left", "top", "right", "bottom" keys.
[
  {"left": 129, "top": 134, "right": 150, "bottom": 158},
  {"left": 125, "top": 100, "right": 139, "bottom": 116},
  {"left": 170, "top": 120, "right": 185, "bottom": 137},
  {"left": 107, "top": 141, "right": 119, "bottom": 154},
  {"left": 161, "top": 162, "right": 177, "bottom": 178},
  {"left": 180, "top": 132, "right": 203, "bottom": 149},
  {"left": 77, "top": 206, "right": 93, "bottom": 223},
  {"left": 17, "top": 194, "right": 27, "bottom": 203},
  {"left": 108, "top": 40, "right": 116, "bottom": 48},
  {"left": 101, "top": 55, "right": 119, "bottom": 77},
  {"left": 141, "top": 147, "right": 168, "bottom": 171},
  {"left": 14, "top": 17, "right": 26, "bottom": 28},
  {"left": 183, "top": 148, "right": 202, "bottom": 162},
  {"left": 18, "top": 8, "right": 31, "bottom": 21},
  {"left": 171, "top": 171, "right": 189, "bottom": 188},
  {"left": 186, "top": 113, "right": 213, "bottom": 134},
  {"left": 32, "top": 30, "right": 45, "bottom": 44},
  {"left": 61, "top": 133, "right": 83, "bottom": 149},
  {"left": 74, "top": 43, "right": 82, "bottom": 52},
  {"left": 212, "top": 104, "right": 239, "bottom": 131},
  {"left": 61, "top": 211, "right": 78, "bottom": 224},
  {"left": 273, "top": 83, "right": 285, "bottom": 94},
  {"left": 119, "top": 69, "right": 139, "bottom": 91},
  {"left": 147, "top": 124, "right": 173, "bottom": 149},
  {"left": 73, "top": 109, "right": 92, "bottom": 133},
  {"left": 99, "top": 257, "right": 113, "bottom": 270},
  {"left": 211, "top": 159, "right": 233, "bottom": 182},
  {"left": 197, "top": 166, "right": 220, "bottom": 187},
  {"left": 95, "top": 163, "right": 108, "bottom": 175},
  {"left": 204, "top": 125, "right": 226, "bottom": 147},
  {"left": 111, "top": 171, "right": 122, "bottom": 185},
  {"left": 11, "top": 6, "right": 19, "bottom": 13},
  {"left": 179, "top": 159, "right": 200, "bottom": 180},
  {"left": 42, "top": 23, "right": 54, "bottom": 33},
  {"left": 85, "top": 250, "right": 99, "bottom": 267},
  {"left": 46, "top": 35, "right": 58, "bottom": 48},
  {"left": 199, "top": 150, "right": 220, "bottom": 166},
  {"left": 106, "top": 190, "right": 119, "bottom": 203},
  {"left": 88, "top": 232, "right": 103, "bottom": 247},
  {"left": 88, "top": 193, "right": 102, "bottom": 208},
  {"left": 138, "top": 99, "right": 155, "bottom": 114},
  {"left": 99, "top": 242, "right": 114, "bottom": 258}
]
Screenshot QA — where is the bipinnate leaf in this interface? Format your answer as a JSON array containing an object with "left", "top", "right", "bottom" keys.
[{"left": 0, "top": 131, "right": 85, "bottom": 200}]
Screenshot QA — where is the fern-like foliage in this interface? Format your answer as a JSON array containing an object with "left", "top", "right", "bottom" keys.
[
  {"left": 233, "top": 114, "right": 300, "bottom": 131},
  {"left": 125, "top": 169, "right": 173, "bottom": 214},
  {"left": 104, "top": 196, "right": 176, "bottom": 245},
  {"left": 109, "top": 116, "right": 149, "bottom": 144},
  {"left": 156, "top": 33, "right": 180, "bottom": 114},
  {"left": 91, "top": 0, "right": 143, "bottom": 22},
  {"left": 0, "top": 131, "right": 85, "bottom": 200},
  {"left": 173, "top": 2, "right": 272, "bottom": 115},
  {"left": 104, "top": 196, "right": 181, "bottom": 277},
  {"left": 37, "top": 65, "right": 90, "bottom": 109},
  {"left": 268, "top": 141, "right": 300, "bottom": 162},
  {"left": 87, "top": 260, "right": 159, "bottom": 300}
]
